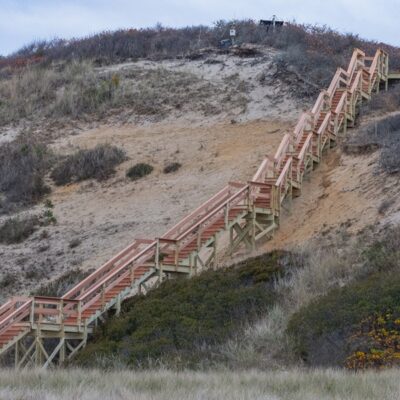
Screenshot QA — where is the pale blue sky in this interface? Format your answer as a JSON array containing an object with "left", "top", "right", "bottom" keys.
[{"left": 1, "top": 0, "right": 399, "bottom": 56}]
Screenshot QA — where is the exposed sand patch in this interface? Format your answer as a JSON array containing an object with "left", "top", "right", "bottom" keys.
[
  {"left": 263, "top": 145, "right": 400, "bottom": 252},
  {"left": 0, "top": 118, "right": 292, "bottom": 299}
]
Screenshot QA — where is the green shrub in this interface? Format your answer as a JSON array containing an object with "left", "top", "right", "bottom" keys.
[
  {"left": 0, "top": 140, "right": 51, "bottom": 212},
  {"left": 51, "top": 144, "right": 126, "bottom": 185},
  {"left": 76, "top": 251, "right": 292, "bottom": 368},
  {"left": 358, "top": 225, "right": 400, "bottom": 273},
  {"left": 287, "top": 226, "right": 400, "bottom": 367},
  {"left": 163, "top": 162, "right": 181, "bottom": 174},
  {"left": 287, "top": 271, "right": 400, "bottom": 367},
  {"left": 0, "top": 215, "right": 39, "bottom": 244},
  {"left": 126, "top": 163, "right": 153, "bottom": 181}
]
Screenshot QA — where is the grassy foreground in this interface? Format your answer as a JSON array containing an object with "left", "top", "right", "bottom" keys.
[{"left": 0, "top": 368, "right": 399, "bottom": 400}]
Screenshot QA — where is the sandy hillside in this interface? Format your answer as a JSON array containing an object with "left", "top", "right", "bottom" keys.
[
  {"left": 261, "top": 113, "right": 400, "bottom": 253},
  {"left": 2, "top": 47, "right": 398, "bottom": 301},
  {"left": 0, "top": 48, "right": 302, "bottom": 300}
]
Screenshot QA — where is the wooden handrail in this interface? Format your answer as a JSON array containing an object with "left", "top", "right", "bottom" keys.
[
  {"left": 0, "top": 299, "right": 32, "bottom": 335},
  {"left": 346, "top": 48, "right": 365, "bottom": 77},
  {"left": 77, "top": 241, "right": 157, "bottom": 303},
  {"left": 252, "top": 157, "right": 272, "bottom": 182},
  {"left": 297, "top": 132, "right": 313, "bottom": 162},
  {"left": 293, "top": 113, "right": 312, "bottom": 145},
  {"left": 327, "top": 68, "right": 348, "bottom": 97},
  {"left": 162, "top": 186, "right": 233, "bottom": 239},
  {"left": 62, "top": 238, "right": 154, "bottom": 299},
  {"left": 369, "top": 49, "right": 380, "bottom": 77},
  {"left": 0, "top": 300, "right": 14, "bottom": 319},
  {"left": 275, "top": 157, "right": 292, "bottom": 188},
  {"left": 334, "top": 92, "right": 347, "bottom": 115},
  {"left": 317, "top": 111, "right": 332, "bottom": 135},
  {"left": 175, "top": 185, "right": 249, "bottom": 242},
  {"left": 311, "top": 91, "right": 327, "bottom": 115},
  {"left": 274, "top": 134, "right": 291, "bottom": 171},
  {"left": 349, "top": 70, "right": 362, "bottom": 94}
]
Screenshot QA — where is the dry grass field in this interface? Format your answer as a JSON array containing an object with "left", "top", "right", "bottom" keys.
[{"left": 1, "top": 368, "right": 399, "bottom": 400}]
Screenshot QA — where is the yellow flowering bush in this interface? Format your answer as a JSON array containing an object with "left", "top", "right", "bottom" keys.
[{"left": 346, "top": 312, "right": 400, "bottom": 370}]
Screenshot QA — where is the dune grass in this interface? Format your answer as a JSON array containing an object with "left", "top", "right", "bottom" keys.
[{"left": 0, "top": 368, "right": 399, "bottom": 400}]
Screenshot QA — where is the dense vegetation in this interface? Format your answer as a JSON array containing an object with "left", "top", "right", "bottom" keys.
[
  {"left": 288, "top": 226, "right": 400, "bottom": 369},
  {"left": 0, "top": 139, "right": 52, "bottom": 212},
  {"left": 76, "top": 251, "right": 293, "bottom": 368},
  {"left": 0, "top": 215, "right": 39, "bottom": 244},
  {"left": 2, "top": 21, "right": 400, "bottom": 102},
  {"left": 126, "top": 163, "right": 154, "bottom": 181},
  {"left": 72, "top": 223, "right": 400, "bottom": 370},
  {"left": 7, "top": 21, "right": 400, "bottom": 69},
  {"left": 50, "top": 144, "right": 127, "bottom": 185}
]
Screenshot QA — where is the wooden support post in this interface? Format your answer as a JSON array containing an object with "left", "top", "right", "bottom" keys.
[
  {"left": 59, "top": 337, "right": 66, "bottom": 365},
  {"left": 174, "top": 242, "right": 180, "bottom": 271},
  {"left": 115, "top": 294, "right": 121, "bottom": 316},
  {"left": 224, "top": 203, "right": 229, "bottom": 229},
  {"left": 43, "top": 338, "right": 64, "bottom": 369},
  {"left": 155, "top": 239, "right": 163, "bottom": 283},
  {"left": 66, "top": 337, "right": 87, "bottom": 361},
  {"left": 35, "top": 337, "right": 41, "bottom": 367},
  {"left": 212, "top": 235, "right": 217, "bottom": 269},
  {"left": 288, "top": 182, "right": 293, "bottom": 212},
  {"left": 17, "top": 340, "right": 36, "bottom": 369},
  {"left": 251, "top": 207, "right": 256, "bottom": 252},
  {"left": 189, "top": 253, "right": 194, "bottom": 276},
  {"left": 101, "top": 284, "right": 106, "bottom": 309},
  {"left": 193, "top": 252, "right": 198, "bottom": 275},
  {"left": 14, "top": 340, "right": 19, "bottom": 368},
  {"left": 77, "top": 301, "right": 82, "bottom": 329}
]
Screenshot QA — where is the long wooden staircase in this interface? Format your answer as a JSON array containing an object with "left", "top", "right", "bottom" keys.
[{"left": 0, "top": 48, "right": 390, "bottom": 368}]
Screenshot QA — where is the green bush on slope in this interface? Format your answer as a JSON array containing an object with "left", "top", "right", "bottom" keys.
[
  {"left": 51, "top": 144, "right": 126, "bottom": 185},
  {"left": 0, "top": 140, "right": 52, "bottom": 212},
  {"left": 76, "top": 251, "right": 293, "bottom": 368},
  {"left": 287, "top": 229, "right": 400, "bottom": 367}
]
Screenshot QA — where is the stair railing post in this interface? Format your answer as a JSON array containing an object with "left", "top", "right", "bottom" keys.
[
  {"left": 30, "top": 299, "right": 35, "bottom": 327},
  {"left": 78, "top": 300, "right": 82, "bottom": 328},
  {"left": 251, "top": 204, "right": 256, "bottom": 251},
  {"left": 155, "top": 239, "right": 162, "bottom": 282},
  {"left": 14, "top": 340, "right": 19, "bottom": 368},
  {"left": 224, "top": 202, "right": 230, "bottom": 229},
  {"left": 101, "top": 284, "right": 106, "bottom": 309},
  {"left": 174, "top": 241, "right": 180, "bottom": 270},
  {"left": 59, "top": 299, "right": 63, "bottom": 326}
]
